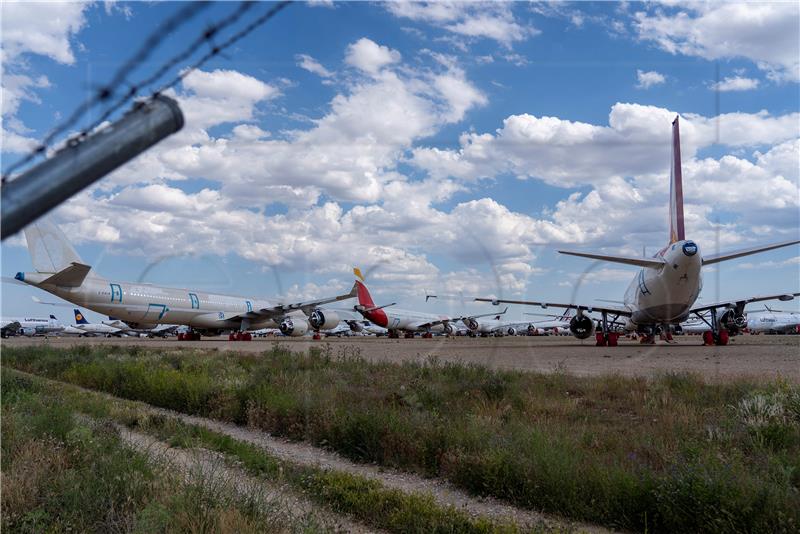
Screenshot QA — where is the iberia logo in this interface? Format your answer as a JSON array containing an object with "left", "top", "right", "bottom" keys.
[{"left": 75, "top": 314, "right": 83, "bottom": 321}]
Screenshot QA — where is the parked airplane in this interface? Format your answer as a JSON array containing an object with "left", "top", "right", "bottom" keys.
[
  {"left": 524, "top": 309, "right": 574, "bottom": 335},
  {"left": 462, "top": 310, "right": 527, "bottom": 337},
  {"left": 14, "top": 219, "right": 357, "bottom": 341},
  {"left": 102, "top": 316, "right": 179, "bottom": 338},
  {"left": 352, "top": 268, "right": 501, "bottom": 338},
  {"left": 0, "top": 314, "right": 63, "bottom": 337},
  {"left": 69, "top": 308, "right": 124, "bottom": 336},
  {"left": 746, "top": 308, "right": 800, "bottom": 334},
  {"left": 476, "top": 116, "right": 800, "bottom": 346}
]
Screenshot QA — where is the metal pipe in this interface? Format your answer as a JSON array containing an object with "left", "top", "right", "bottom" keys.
[{"left": 1, "top": 95, "right": 184, "bottom": 240}]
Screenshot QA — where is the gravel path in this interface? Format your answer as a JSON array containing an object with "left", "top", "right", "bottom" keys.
[
  {"left": 27, "top": 370, "right": 610, "bottom": 533},
  {"left": 110, "top": 420, "right": 376, "bottom": 533}
]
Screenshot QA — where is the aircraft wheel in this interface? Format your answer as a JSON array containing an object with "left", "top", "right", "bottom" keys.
[
  {"left": 715, "top": 330, "right": 729, "bottom": 346},
  {"left": 702, "top": 331, "right": 715, "bottom": 346},
  {"left": 313, "top": 333, "right": 321, "bottom": 340},
  {"left": 243, "top": 332, "right": 252, "bottom": 341},
  {"left": 607, "top": 332, "right": 619, "bottom": 347},
  {"left": 228, "top": 333, "right": 236, "bottom": 341},
  {"left": 595, "top": 332, "right": 607, "bottom": 346}
]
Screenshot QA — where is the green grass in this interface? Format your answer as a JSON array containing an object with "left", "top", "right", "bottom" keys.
[
  {"left": 4, "top": 344, "right": 800, "bottom": 532},
  {"left": 0, "top": 371, "right": 318, "bottom": 533}
]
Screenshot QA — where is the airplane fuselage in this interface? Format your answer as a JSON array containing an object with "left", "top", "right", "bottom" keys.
[
  {"left": 622, "top": 239, "right": 703, "bottom": 329},
  {"left": 363, "top": 307, "right": 451, "bottom": 333},
  {"left": 17, "top": 272, "right": 284, "bottom": 331}
]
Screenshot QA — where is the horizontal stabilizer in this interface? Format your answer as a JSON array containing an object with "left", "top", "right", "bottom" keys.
[
  {"left": 702, "top": 239, "right": 800, "bottom": 266},
  {"left": 40, "top": 262, "right": 92, "bottom": 287},
  {"left": 558, "top": 250, "right": 666, "bottom": 269}
]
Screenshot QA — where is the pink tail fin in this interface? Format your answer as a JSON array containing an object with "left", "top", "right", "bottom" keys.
[{"left": 669, "top": 115, "right": 685, "bottom": 243}]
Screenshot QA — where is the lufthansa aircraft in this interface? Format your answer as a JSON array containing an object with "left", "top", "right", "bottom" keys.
[
  {"left": 476, "top": 117, "right": 800, "bottom": 346},
  {"left": 14, "top": 220, "right": 356, "bottom": 340}
]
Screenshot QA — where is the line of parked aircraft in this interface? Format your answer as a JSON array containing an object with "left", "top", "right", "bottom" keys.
[{"left": 5, "top": 117, "right": 799, "bottom": 346}]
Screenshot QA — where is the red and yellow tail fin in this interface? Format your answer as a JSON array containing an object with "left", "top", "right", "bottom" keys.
[
  {"left": 353, "top": 267, "right": 375, "bottom": 307},
  {"left": 669, "top": 115, "right": 686, "bottom": 244}
]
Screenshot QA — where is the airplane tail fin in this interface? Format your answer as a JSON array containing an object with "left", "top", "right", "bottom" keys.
[
  {"left": 353, "top": 267, "right": 376, "bottom": 308},
  {"left": 74, "top": 309, "right": 89, "bottom": 325},
  {"left": 669, "top": 115, "right": 686, "bottom": 244},
  {"left": 23, "top": 218, "right": 84, "bottom": 274}
]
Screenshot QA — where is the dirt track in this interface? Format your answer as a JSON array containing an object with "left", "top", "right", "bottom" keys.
[{"left": 4, "top": 334, "right": 799, "bottom": 381}]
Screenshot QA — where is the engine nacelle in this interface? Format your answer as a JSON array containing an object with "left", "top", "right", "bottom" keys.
[
  {"left": 280, "top": 317, "right": 309, "bottom": 337},
  {"left": 20, "top": 327, "right": 36, "bottom": 336},
  {"left": 569, "top": 315, "right": 595, "bottom": 339},
  {"left": 719, "top": 309, "right": 746, "bottom": 332},
  {"left": 309, "top": 309, "right": 339, "bottom": 331},
  {"left": 347, "top": 320, "right": 364, "bottom": 333},
  {"left": 506, "top": 327, "right": 517, "bottom": 336},
  {"left": 464, "top": 318, "right": 479, "bottom": 331},
  {"left": 443, "top": 323, "right": 456, "bottom": 336}
]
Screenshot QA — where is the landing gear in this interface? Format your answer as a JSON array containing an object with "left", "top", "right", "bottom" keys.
[
  {"left": 703, "top": 330, "right": 728, "bottom": 346},
  {"left": 313, "top": 333, "right": 322, "bottom": 340},
  {"left": 404, "top": 332, "right": 415, "bottom": 339},
  {"left": 179, "top": 332, "right": 201, "bottom": 341},
  {"left": 422, "top": 332, "right": 433, "bottom": 339},
  {"left": 388, "top": 330, "right": 400, "bottom": 339},
  {"left": 596, "top": 311, "right": 621, "bottom": 347},
  {"left": 228, "top": 332, "right": 252, "bottom": 341}
]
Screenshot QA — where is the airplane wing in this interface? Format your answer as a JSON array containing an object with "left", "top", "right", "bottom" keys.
[
  {"left": 415, "top": 307, "right": 510, "bottom": 329},
  {"left": 473, "top": 297, "right": 632, "bottom": 317},
  {"left": 228, "top": 283, "right": 358, "bottom": 322},
  {"left": 702, "top": 239, "right": 800, "bottom": 266},
  {"left": 690, "top": 292, "right": 800, "bottom": 315},
  {"left": 558, "top": 250, "right": 666, "bottom": 269}
]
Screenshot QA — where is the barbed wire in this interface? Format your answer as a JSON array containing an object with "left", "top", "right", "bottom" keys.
[
  {"left": 1, "top": 2, "right": 209, "bottom": 180},
  {"left": 2, "top": 1, "right": 291, "bottom": 180}
]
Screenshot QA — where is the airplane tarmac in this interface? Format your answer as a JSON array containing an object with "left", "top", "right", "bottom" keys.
[
  {"left": 476, "top": 116, "right": 800, "bottom": 347},
  {"left": 14, "top": 219, "right": 357, "bottom": 341}
]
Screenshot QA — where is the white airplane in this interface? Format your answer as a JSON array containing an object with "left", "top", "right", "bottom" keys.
[
  {"left": 0, "top": 314, "right": 64, "bottom": 337},
  {"left": 746, "top": 308, "right": 800, "bottom": 334},
  {"left": 475, "top": 116, "right": 800, "bottom": 347},
  {"left": 102, "top": 316, "right": 179, "bottom": 338},
  {"left": 524, "top": 309, "right": 575, "bottom": 335},
  {"left": 14, "top": 219, "right": 357, "bottom": 341},
  {"left": 70, "top": 308, "right": 124, "bottom": 336},
  {"left": 461, "top": 310, "right": 527, "bottom": 337},
  {"left": 351, "top": 268, "right": 502, "bottom": 338}
]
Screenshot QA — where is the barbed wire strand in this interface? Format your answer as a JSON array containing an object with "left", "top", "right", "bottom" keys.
[
  {"left": 1, "top": 2, "right": 211, "bottom": 179},
  {"left": 83, "top": 1, "right": 263, "bottom": 136},
  {"left": 3, "top": 1, "right": 290, "bottom": 180}
]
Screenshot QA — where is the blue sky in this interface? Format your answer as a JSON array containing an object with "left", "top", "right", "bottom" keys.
[{"left": 2, "top": 1, "right": 799, "bottom": 323}]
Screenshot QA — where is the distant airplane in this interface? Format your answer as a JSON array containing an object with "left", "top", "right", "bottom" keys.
[
  {"left": 70, "top": 308, "right": 123, "bottom": 336},
  {"left": 14, "top": 219, "right": 357, "bottom": 341},
  {"left": 352, "top": 268, "right": 501, "bottom": 338},
  {"left": 0, "top": 314, "right": 63, "bottom": 337},
  {"left": 461, "top": 310, "right": 527, "bottom": 336},
  {"left": 524, "top": 309, "right": 574, "bottom": 335},
  {"left": 102, "top": 316, "right": 178, "bottom": 338},
  {"left": 746, "top": 308, "right": 800, "bottom": 335},
  {"left": 476, "top": 116, "right": 800, "bottom": 346}
]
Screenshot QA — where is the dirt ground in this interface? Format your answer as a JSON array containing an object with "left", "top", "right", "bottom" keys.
[{"left": 4, "top": 334, "right": 799, "bottom": 382}]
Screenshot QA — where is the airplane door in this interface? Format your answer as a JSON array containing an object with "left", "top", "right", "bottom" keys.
[
  {"left": 110, "top": 283, "right": 123, "bottom": 303},
  {"left": 189, "top": 293, "right": 200, "bottom": 309}
]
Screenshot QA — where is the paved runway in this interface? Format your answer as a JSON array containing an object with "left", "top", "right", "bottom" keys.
[{"left": 4, "top": 334, "right": 798, "bottom": 381}]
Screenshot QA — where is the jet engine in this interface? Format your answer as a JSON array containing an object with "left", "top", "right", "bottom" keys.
[
  {"left": 280, "top": 317, "right": 309, "bottom": 337},
  {"left": 569, "top": 315, "right": 595, "bottom": 339},
  {"left": 506, "top": 327, "right": 517, "bottom": 336},
  {"left": 463, "top": 318, "right": 479, "bottom": 331},
  {"left": 443, "top": 323, "right": 456, "bottom": 336},
  {"left": 719, "top": 308, "right": 746, "bottom": 333},
  {"left": 347, "top": 320, "right": 364, "bottom": 333},
  {"left": 20, "top": 327, "right": 36, "bottom": 336},
  {"left": 309, "top": 309, "right": 339, "bottom": 331}
]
